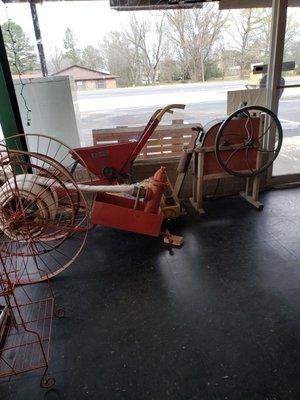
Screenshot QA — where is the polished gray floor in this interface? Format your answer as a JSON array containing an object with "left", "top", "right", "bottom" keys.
[{"left": 1, "top": 188, "right": 299, "bottom": 400}]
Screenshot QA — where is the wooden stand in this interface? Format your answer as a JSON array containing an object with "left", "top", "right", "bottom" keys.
[
  {"left": 240, "top": 177, "right": 263, "bottom": 210},
  {"left": 173, "top": 117, "right": 266, "bottom": 215},
  {"left": 161, "top": 176, "right": 182, "bottom": 219},
  {"left": 239, "top": 148, "right": 264, "bottom": 211},
  {"left": 174, "top": 117, "right": 264, "bottom": 214},
  {"left": 188, "top": 147, "right": 264, "bottom": 215}
]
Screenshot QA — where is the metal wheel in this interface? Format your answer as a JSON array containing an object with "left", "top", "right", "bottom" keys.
[
  {"left": 0, "top": 134, "right": 93, "bottom": 284},
  {"left": 215, "top": 105, "right": 283, "bottom": 177}
]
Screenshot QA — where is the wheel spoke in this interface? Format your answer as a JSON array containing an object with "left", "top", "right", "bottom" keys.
[
  {"left": 216, "top": 106, "right": 282, "bottom": 177},
  {"left": 257, "top": 120, "right": 275, "bottom": 142},
  {"left": 221, "top": 132, "right": 246, "bottom": 142},
  {"left": 224, "top": 145, "right": 246, "bottom": 168},
  {"left": 243, "top": 115, "right": 251, "bottom": 140},
  {"left": 0, "top": 134, "right": 91, "bottom": 284}
]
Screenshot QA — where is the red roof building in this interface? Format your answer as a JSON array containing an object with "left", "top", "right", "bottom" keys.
[{"left": 52, "top": 65, "right": 118, "bottom": 90}]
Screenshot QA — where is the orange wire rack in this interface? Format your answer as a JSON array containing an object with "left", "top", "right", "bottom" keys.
[{"left": 0, "top": 255, "right": 57, "bottom": 388}]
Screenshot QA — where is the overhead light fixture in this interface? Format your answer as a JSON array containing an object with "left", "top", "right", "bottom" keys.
[{"left": 110, "top": 0, "right": 206, "bottom": 11}]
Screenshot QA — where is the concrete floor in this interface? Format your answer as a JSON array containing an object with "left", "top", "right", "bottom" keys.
[{"left": 1, "top": 188, "right": 300, "bottom": 400}]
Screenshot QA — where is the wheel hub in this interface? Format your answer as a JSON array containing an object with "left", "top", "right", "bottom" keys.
[{"left": 0, "top": 176, "right": 58, "bottom": 241}]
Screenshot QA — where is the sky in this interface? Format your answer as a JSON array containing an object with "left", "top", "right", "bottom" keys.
[
  {"left": 0, "top": 0, "right": 300, "bottom": 62},
  {"left": 0, "top": 1, "right": 161, "bottom": 58}
]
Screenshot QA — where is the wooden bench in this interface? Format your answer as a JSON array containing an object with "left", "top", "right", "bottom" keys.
[{"left": 92, "top": 122, "right": 197, "bottom": 162}]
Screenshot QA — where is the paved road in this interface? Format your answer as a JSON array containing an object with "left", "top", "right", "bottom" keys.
[
  {"left": 77, "top": 79, "right": 300, "bottom": 174},
  {"left": 77, "top": 79, "right": 300, "bottom": 141},
  {"left": 78, "top": 80, "right": 244, "bottom": 142}
]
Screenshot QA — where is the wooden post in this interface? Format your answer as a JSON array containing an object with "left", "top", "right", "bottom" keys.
[
  {"left": 192, "top": 152, "right": 198, "bottom": 204},
  {"left": 240, "top": 115, "right": 264, "bottom": 210},
  {"left": 265, "top": 0, "right": 288, "bottom": 182},
  {"left": 245, "top": 178, "right": 251, "bottom": 196},
  {"left": 251, "top": 115, "right": 265, "bottom": 202},
  {"left": 189, "top": 150, "right": 205, "bottom": 215},
  {"left": 196, "top": 151, "right": 205, "bottom": 213}
]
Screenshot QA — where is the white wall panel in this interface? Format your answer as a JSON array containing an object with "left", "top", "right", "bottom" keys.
[{"left": 13, "top": 75, "right": 82, "bottom": 151}]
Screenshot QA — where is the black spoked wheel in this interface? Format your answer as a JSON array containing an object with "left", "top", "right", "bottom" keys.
[{"left": 215, "top": 105, "right": 283, "bottom": 178}]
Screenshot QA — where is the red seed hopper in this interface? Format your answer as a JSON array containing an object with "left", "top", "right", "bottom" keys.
[{"left": 73, "top": 104, "right": 185, "bottom": 184}]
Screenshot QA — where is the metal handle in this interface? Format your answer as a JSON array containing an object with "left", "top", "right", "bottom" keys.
[
  {"left": 157, "top": 104, "right": 186, "bottom": 121},
  {"left": 149, "top": 108, "right": 174, "bottom": 123},
  {"left": 277, "top": 84, "right": 300, "bottom": 89}
]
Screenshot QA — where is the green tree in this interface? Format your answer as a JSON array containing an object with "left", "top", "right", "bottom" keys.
[
  {"left": 2, "top": 21, "right": 38, "bottom": 73},
  {"left": 81, "top": 45, "right": 104, "bottom": 71},
  {"left": 63, "top": 27, "right": 81, "bottom": 64}
]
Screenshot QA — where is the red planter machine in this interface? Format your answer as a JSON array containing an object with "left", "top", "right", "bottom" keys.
[
  {"left": 71, "top": 104, "right": 282, "bottom": 238},
  {"left": 73, "top": 104, "right": 185, "bottom": 237}
]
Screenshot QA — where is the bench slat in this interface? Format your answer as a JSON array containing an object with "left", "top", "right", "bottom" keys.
[{"left": 92, "top": 124, "right": 197, "bottom": 160}]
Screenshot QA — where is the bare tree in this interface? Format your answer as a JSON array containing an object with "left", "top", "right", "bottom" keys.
[
  {"left": 227, "top": 9, "right": 268, "bottom": 79},
  {"left": 283, "top": 15, "right": 300, "bottom": 61},
  {"left": 214, "top": 42, "right": 240, "bottom": 79},
  {"left": 165, "top": 4, "right": 228, "bottom": 82},
  {"left": 100, "top": 31, "right": 141, "bottom": 87},
  {"left": 228, "top": 9, "right": 300, "bottom": 78},
  {"left": 290, "top": 41, "right": 300, "bottom": 70},
  {"left": 164, "top": 10, "right": 190, "bottom": 80},
  {"left": 47, "top": 47, "right": 64, "bottom": 73},
  {"left": 125, "top": 14, "right": 167, "bottom": 84}
]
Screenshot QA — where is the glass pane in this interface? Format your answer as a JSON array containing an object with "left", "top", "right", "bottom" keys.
[
  {"left": 272, "top": 6, "right": 300, "bottom": 176},
  {"left": 273, "top": 86, "right": 300, "bottom": 175},
  {"left": 1, "top": 0, "right": 299, "bottom": 168}
]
